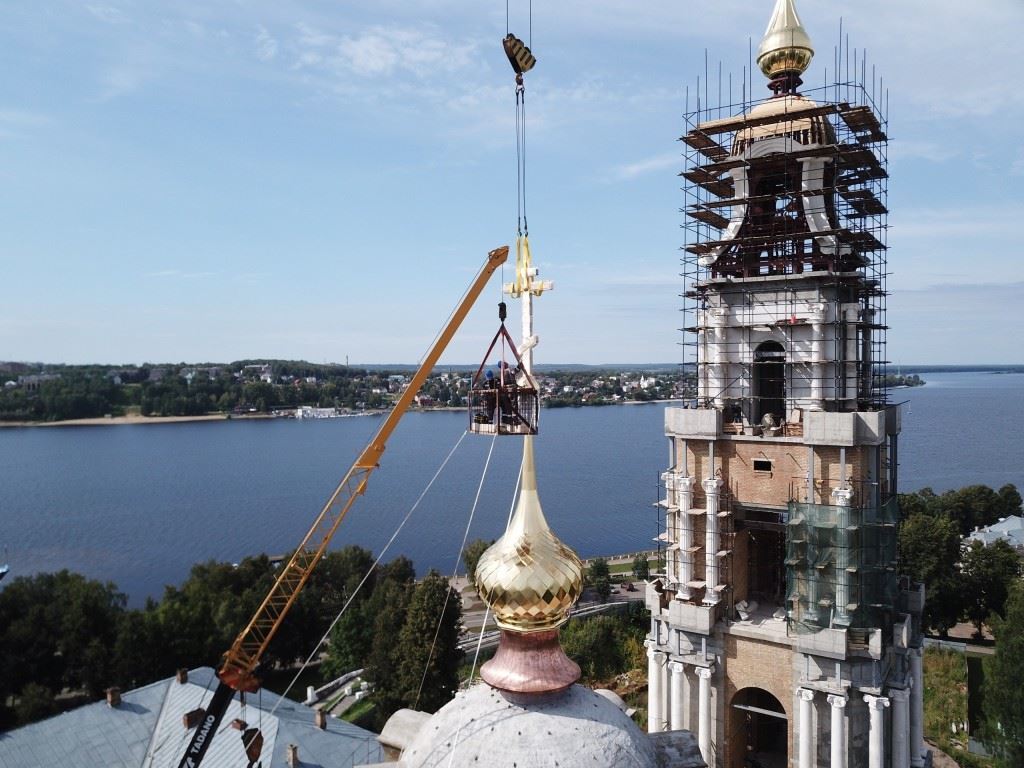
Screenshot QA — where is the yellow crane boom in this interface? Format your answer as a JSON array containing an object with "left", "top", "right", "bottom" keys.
[{"left": 178, "top": 245, "right": 509, "bottom": 768}]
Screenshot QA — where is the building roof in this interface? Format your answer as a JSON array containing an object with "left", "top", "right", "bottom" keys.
[
  {"left": 0, "top": 667, "right": 383, "bottom": 768},
  {"left": 393, "top": 683, "right": 662, "bottom": 768},
  {"left": 966, "top": 516, "right": 1024, "bottom": 549}
]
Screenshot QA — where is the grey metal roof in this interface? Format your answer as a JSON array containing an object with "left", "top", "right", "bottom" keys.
[
  {"left": 966, "top": 515, "right": 1024, "bottom": 549},
  {"left": 0, "top": 667, "right": 383, "bottom": 768}
]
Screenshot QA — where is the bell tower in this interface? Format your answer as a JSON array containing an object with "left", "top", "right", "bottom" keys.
[{"left": 645, "top": 2, "right": 926, "bottom": 768}]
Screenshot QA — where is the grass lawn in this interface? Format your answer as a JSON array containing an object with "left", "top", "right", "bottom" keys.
[
  {"left": 924, "top": 649, "right": 992, "bottom": 768},
  {"left": 341, "top": 697, "right": 375, "bottom": 725}
]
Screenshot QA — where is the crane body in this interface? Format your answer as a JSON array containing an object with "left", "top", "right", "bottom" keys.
[{"left": 177, "top": 245, "right": 509, "bottom": 768}]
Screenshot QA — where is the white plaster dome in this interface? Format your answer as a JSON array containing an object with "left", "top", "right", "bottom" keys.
[
  {"left": 731, "top": 94, "right": 835, "bottom": 157},
  {"left": 400, "top": 683, "right": 658, "bottom": 768}
]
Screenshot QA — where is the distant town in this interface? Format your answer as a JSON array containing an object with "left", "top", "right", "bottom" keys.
[
  {"left": 0, "top": 361, "right": 695, "bottom": 423},
  {"left": 0, "top": 360, "right": 938, "bottom": 424}
]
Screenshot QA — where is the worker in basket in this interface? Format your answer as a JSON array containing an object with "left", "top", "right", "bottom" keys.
[{"left": 479, "top": 369, "right": 498, "bottom": 423}]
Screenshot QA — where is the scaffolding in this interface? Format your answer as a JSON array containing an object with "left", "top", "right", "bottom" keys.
[
  {"left": 785, "top": 497, "right": 899, "bottom": 634},
  {"left": 679, "top": 47, "right": 889, "bottom": 426},
  {"left": 658, "top": 471, "right": 736, "bottom": 615}
]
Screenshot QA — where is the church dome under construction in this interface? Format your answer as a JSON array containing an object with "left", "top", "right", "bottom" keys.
[{"left": 399, "top": 684, "right": 660, "bottom": 768}]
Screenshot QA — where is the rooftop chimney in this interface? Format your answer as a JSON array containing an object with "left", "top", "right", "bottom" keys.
[
  {"left": 286, "top": 744, "right": 299, "bottom": 767},
  {"left": 183, "top": 708, "right": 205, "bottom": 729},
  {"left": 105, "top": 687, "right": 121, "bottom": 708},
  {"left": 176, "top": 668, "right": 189, "bottom": 684},
  {"left": 314, "top": 709, "right": 327, "bottom": 730}
]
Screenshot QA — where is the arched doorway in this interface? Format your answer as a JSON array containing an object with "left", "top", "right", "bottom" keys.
[
  {"left": 753, "top": 341, "right": 785, "bottom": 425},
  {"left": 729, "top": 687, "right": 787, "bottom": 768}
]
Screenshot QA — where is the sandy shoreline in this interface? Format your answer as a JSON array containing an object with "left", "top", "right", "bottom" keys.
[
  {"left": 0, "top": 413, "right": 276, "bottom": 428},
  {"left": 0, "top": 399, "right": 682, "bottom": 429}
]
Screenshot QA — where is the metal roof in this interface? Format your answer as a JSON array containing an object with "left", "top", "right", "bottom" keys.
[{"left": 0, "top": 667, "right": 383, "bottom": 768}]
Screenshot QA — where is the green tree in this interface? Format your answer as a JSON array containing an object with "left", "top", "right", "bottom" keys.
[
  {"left": 14, "top": 683, "right": 58, "bottom": 726},
  {"left": 936, "top": 485, "right": 1007, "bottom": 537},
  {"left": 363, "top": 580, "right": 413, "bottom": 722},
  {"left": 898, "top": 512, "right": 964, "bottom": 636},
  {"left": 588, "top": 557, "right": 612, "bottom": 603},
  {"left": 322, "top": 552, "right": 415, "bottom": 679},
  {"left": 632, "top": 554, "right": 650, "bottom": 582},
  {"left": 998, "top": 484, "right": 1022, "bottom": 516},
  {"left": 462, "top": 539, "right": 492, "bottom": 579},
  {"left": 394, "top": 572, "right": 463, "bottom": 714},
  {"left": 961, "top": 540, "right": 1021, "bottom": 636},
  {"left": 0, "top": 570, "right": 126, "bottom": 702},
  {"left": 983, "top": 582, "right": 1024, "bottom": 768},
  {"left": 561, "top": 615, "right": 625, "bottom": 680}
]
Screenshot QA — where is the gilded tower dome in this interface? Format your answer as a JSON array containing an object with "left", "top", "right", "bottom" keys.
[
  {"left": 474, "top": 435, "right": 583, "bottom": 632},
  {"left": 756, "top": 0, "right": 814, "bottom": 80}
]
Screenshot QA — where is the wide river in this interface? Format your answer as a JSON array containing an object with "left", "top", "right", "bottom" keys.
[{"left": 1, "top": 371, "right": 1021, "bottom": 605}]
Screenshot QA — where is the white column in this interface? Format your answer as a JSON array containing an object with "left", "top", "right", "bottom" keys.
[
  {"left": 669, "top": 661, "right": 686, "bottom": 731},
  {"left": 827, "top": 694, "right": 848, "bottom": 768},
  {"left": 703, "top": 478, "right": 723, "bottom": 605},
  {"left": 809, "top": 303, "right": 826, "bottom": 407},
  {"left": 696, "top": 665, "right": 715, "bottom": 766},
  {"left": 662, "top": 472, "right": 679, "bottom": 586},
  {"left": 798, "top": 688, "right": 815, "bottom": 768},
  {"left": 891, "top": 688, "right": 911, "bottom": 768},
  {"left": 677, "top": 476, "right": 695, "bottom": 599},
  {"left": 831, "top": 486, "right": 854, "bottom": 624},
  {"left": 710, "top": 309, "right": 727, "bottom": 408},
  {"left": 647, "top": 647, "right": 668, "bottom": 733},
  {"left": 864, "top": 694, "right": 890, "bottom": 768},
  {"left": 910, "top": 649, "right": 925, "bottom": 767}
]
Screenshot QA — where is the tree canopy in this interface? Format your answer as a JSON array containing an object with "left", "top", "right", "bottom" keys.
[
  {"left": 961, "top": 539, "right": 1021, "bottom": 636},
  {"left": 897, "top": 511, "right": 964, "bottom": 636},
  {"left": 588, "top": 557, "right": 612, "bottom": 602},
  {"left": 461, "top": 539, "right": 492, "bottom": 579},
  {"left": 983, "top": 582, "right": 1024, "bottom": 768}
]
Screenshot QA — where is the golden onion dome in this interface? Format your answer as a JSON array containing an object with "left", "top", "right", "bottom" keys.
[
  {"left": 756, "top": 0, "right": 814, "bottom": 79},
  {"left": 474, "top": 436, "right": 583, "bottom": 632}
]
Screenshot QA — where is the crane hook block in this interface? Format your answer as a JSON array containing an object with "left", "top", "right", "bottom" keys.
[
  {"left": 503, "top": 33, "right": 536, "bottom": 75},
  {"left": 498, "top": 301, "right": 507, "bottom": 322}
]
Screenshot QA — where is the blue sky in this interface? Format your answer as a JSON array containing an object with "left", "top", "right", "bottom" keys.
[{"left": 1, "top": 0, "right": 1022, "bottom": 366}]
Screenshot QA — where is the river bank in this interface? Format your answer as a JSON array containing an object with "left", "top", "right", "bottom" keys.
[
  {"left": 0, "top": 398, "right": 682, "bottom": 429},
  {"left": 0, "top": 412, "right": 279, "bottom": 428}
]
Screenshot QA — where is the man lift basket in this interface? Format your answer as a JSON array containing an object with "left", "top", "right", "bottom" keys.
[{"left": 468, "top": 302, "right": 539, "bottom": 435}]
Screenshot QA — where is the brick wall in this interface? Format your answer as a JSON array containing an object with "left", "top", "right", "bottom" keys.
[{"left": 721, "top": 634, "right": 795, "bottom": 768}]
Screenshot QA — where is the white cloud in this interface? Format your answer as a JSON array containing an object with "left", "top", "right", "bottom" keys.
[
  {"left": 293, "top": 24, "right": 478, "bottom": 79},
  {"left": 86, "top": 4, "right": 128, "bottom": 25},
  {"left": 611, "top": 152, "right": 679, "bottom": 180},
  {"left": 255, "top": 26, "right": 278, "bottom": 62}
]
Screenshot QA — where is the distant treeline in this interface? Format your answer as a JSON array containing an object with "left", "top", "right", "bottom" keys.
[
  {"left": 0, "top": 548, "right": 462, "bottom": 733},
  {"left": 879, "top": 372, "right": 924, "bottom": 388},
  {"left": 0, "top": 362, "right": 427, "bottom": 421}
]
